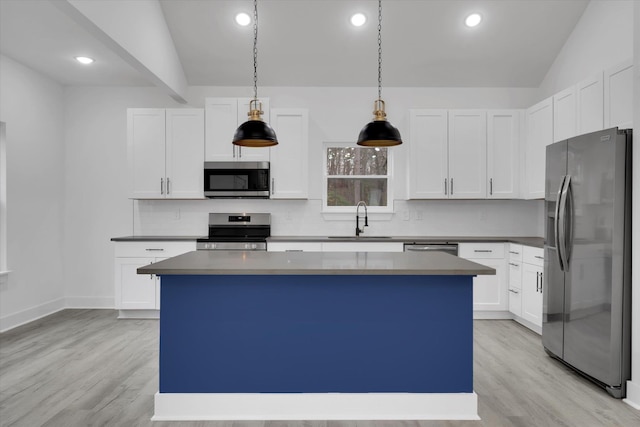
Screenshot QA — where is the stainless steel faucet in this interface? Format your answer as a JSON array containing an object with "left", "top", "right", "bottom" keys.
[{"left": 355, "top": 201, "right": 368, "bottom": 237}]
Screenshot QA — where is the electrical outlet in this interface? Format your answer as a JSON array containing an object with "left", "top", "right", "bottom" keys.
[{"left": 174, "top": 208, "right": 181, "bottom": 220}]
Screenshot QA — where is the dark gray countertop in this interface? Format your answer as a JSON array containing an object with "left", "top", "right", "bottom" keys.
[
  {"left": 138, "top": 250, "right": 496, "bottom": 276},
  {"left": 267, "top": 236, "right": 545, "bottom": 248},
  {"left": 111, "top": 236, "right": 202, "bottom": 242}
]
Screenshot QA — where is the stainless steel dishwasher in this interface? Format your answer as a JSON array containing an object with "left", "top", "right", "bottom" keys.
[{"left": 403, "top": 243, "right": 459, "bottom": 256}]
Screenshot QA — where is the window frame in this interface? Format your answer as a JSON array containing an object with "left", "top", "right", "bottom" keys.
[{"left": 322, "top": 141, "right": 394, "bottom": 214}]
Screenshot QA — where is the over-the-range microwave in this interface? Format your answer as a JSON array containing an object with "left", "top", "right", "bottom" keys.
[{"left": 203, "top": 161, "right": 270, "bottom": 198}]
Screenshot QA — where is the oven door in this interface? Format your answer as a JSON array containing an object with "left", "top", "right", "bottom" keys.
[{"left": 204, "top": 161, "right": 270, "bottom": 198}]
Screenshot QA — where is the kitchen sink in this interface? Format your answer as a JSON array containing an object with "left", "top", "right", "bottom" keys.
[{"left": 327, "top": 236, "right": 392, "bottom": 239}]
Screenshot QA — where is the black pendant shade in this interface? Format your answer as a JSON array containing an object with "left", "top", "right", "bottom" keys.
[
  {"left": 233, "top": 118, "right": 278, "bottom": 147},
  {"left": 357, "top": 119, "right": 402, "bottom": 147}
]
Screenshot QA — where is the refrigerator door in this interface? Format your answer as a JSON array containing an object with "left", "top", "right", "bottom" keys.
[
  {"left": 542, "top": 140, "right": 567, "bottom": 358},
  {"left": 562, "top": 128, "right": 626, "bottom": 388}
]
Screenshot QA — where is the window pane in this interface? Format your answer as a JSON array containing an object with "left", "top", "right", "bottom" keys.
[
  {"left": 327, "top": 178, "right": 388, "bottom": 206},
  {"left": 326, "top": 147, "right": 387, "bottom": 176}
]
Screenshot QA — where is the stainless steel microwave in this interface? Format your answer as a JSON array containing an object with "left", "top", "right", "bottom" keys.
[{"left": 203, "top": 161, "right": 270, "bottom": 198}]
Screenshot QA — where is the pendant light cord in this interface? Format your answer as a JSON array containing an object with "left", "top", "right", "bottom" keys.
[
  {"left": 377, "top": 0, "right": 382, "bottom": 100},
  {"left": 253, "top": 0, "right": 258, "bottom": 101}
]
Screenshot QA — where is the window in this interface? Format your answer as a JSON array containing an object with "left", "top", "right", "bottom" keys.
[{"left": 323, "top": 142, "right": 392, "bottom": 212}]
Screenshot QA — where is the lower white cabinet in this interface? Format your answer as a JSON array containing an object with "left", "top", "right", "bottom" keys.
[
  {"left": 458, "top": 243, "right": 507, "bottom": 314},
  {"left": 114, "top": 241, "right": 195, "bottom": 317},
  {"left": 520, "top": 246, "right": 544, "bottom": 329},
  {"left": 507, "top": 244, "right": 523, "bottom": 317},
  {"left": 267, "top": 242, "right": 322, "bottom": 252},
  {"left": 267, "top": 241, "right": 404, "bottom": 252}
]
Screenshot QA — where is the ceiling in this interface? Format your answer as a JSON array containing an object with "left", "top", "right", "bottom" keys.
[{"left": 0, "top": 0, "right": 589, "bottom": 89}]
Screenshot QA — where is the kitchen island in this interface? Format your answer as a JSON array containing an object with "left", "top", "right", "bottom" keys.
[{"left": 139, "top": 250, "right": 495, "bottom": 421}]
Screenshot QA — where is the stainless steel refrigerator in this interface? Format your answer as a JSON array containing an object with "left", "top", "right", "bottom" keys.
[{"left": 542, "top": 127, "right": 632, "bottom": 398}]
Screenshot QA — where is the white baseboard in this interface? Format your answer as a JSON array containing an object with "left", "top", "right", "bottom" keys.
[
  {"left": 624, "top": 380, "right": 640, "bottom": 410},
  {"left": 0, "top": 298, "right": 65, "bottom": 333},
  {"left": 117, "top": 309, "right": 159, "bottom": 319},
  {"left": 152, "top": 392, "right": 479, "bottom": 421},
  {"left": 473, "top": 311, "right": 512, "bottom": 320},
  {"left": 65, "top": 296, "right": 114, "bottom": 309},
  {"left": 513, "top": 316, "right": 542, "bottom": 335}
]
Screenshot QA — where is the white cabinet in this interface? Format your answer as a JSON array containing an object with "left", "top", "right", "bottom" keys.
[
  {"left": 267, "top": 242, "right": 322, "bottom": 252},
  {"left": 604, "top": 59, "right": 633, "bottom": 129},
  {"left": 459, "top": 243, "right": 507, "bottom": 313},
  {"left": 576, "top": 72, "right": 604, "bottom": 136},
  {"left": 507, "top": 244, "right": 523, "bottom": 317},
  {"left": 448, "top": 110, "right": 487, "bottom": 199},
  {"left": 519, "top": 246, "right": 544, "bottom": 330},
  {"left": 321, "top": 242, "right": 404, "bottom": 252},
  {"left": 487, "top": 110, "right": 521, "bottom": 199},
  {"left": 113, "top": 241, "right": 195, "bottom": 318},
  {"left": 408, "top": 110, "right": 486, "bottom": 199},
  {"left": 408, "top": 109, "right": 448, "bottom": 199},
  {"left": 269, "top": 108, "right": 309, "bottom": 199},
  {"left": 204, "top": 97, "right": 270, "bottom": 162},
  {"left": 127, "top": 108, "right": 204, "bottom": 199},
  {"left": 553, "top": 86, "right": 576, "bottom": 143},
  {"left": 524, "top": 97, "right": 552, "bottom": 199}
]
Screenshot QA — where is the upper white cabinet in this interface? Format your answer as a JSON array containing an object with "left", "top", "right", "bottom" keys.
[
  {"left": 448, "top": 110, "right": 487, "bottom": 199},
  {"left": 127, "top": 108, "right": 204, "bottom": 199},
  {"left": 269, "top": 108, "right": 309, "bottom": 199},
  {"left": 408, "top": 109, "right": 486, "bottom": 199},
  {"left": 408, "top": 109, "right": 448, "bottom": 199},
  {"left": 604, "top": 59, "right": 633, "bottom": 129},
  {"left": 553, "top": 86, "right": 576, "bottom": 143},
  {"left": 524, "top": 97, "right": 552, "bottom": 199},
  {"left": 204, "top": 97, "right": 270, "bottom": 162},
  {"left": 576, "top": 72, "right": 604, "bottom": 136},
  {"left": 487, "top": 110, "right": 520, "bottom": 199}
]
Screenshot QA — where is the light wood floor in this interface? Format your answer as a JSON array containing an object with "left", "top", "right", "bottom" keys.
[{"left": 1, "top": 309, "right": 639, "bottom": 427}]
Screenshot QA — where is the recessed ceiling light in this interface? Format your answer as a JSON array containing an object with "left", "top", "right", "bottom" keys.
[
  {"left": 350, "top": 13, "right": 366, "bottom": 27},
  {"left": 465, "top": 13, "right": 482, "bottom": 28},
  {"left": 235, "top": 12, "right": 251, "bottom": 26},
  {"left": 75, "top": 56, "right": 94, "bottom": 65}
]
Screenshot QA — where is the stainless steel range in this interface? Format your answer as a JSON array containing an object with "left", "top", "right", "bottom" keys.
[{"left": 196, "top": 213, "right": 270, "bottom": 251}]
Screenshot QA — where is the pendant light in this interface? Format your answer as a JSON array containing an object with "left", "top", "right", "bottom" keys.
[
  {"left": 233, "top": 0, "right": 278, "bottom": 147},
  {"left": 357, "top": 0, "right": 402, "bottom": 147}
]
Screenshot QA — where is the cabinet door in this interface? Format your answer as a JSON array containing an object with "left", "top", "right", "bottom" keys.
[
  {"left": 270, "top": 108, "right": 309, "bottom": 199},
  {"left": 553, "top": 86, "right": 576, "bottom": 142},
  {"left": 469, "top": 257, "right": 507, "bottom": 311},
  {"left": 576, "top": 72, "right": 604, "bottom": 135},
  {"left": 604, "top": 59, "right": 633, "bottom": 129},
  {"left": 522, "top": 263, "right": 543, "bottom": 327},
  {"left": 204, "top": 98, "right": 238, "bottom": 161},
  {"left": 448, "top": 110, "right": 487, "bottom": 199},
  {"left": 408, "top": 110, "right": 448, "bottom": 199},
  {"left": 165, "top": 109, "right": 205, "bottom": 199},
  {"left": 487, "top": 110, "right": 520, "bottom": 199},
  {"left": 127, "top": 109, "right": 166, "bottom": 198},
  {"left": 524, "top": 97, "right": 552, "bottom": 199},
  {"left": 115, "top": 257, "right": 157, "bottom": 310},
  {"left": 236, "top": 98, "right": 271, "bottom": 161}
]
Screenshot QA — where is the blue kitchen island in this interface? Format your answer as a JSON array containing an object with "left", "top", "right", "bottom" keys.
[{"left": 138, "top": 250, "right": 494, "bottom": 421}]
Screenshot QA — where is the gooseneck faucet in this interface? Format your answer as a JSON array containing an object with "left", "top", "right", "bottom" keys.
[{"left": 355, "top": 201, "right": 368, "bottom": 237}]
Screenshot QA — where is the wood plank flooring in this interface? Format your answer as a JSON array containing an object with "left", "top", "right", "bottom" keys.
[{"left": 1, "top": 309, "right": 638, "bottom": 426}]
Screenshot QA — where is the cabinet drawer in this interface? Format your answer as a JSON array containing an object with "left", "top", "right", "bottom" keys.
[
  {"left": 114, "top": 241, "right": 196, "bottom": 258},
  {"left": 459, "top": 243, "right": 505, "bottom": 259},
  {"left": 523, "top": 246, "right": 544, "bottom": 267},
  {"left": 509, "top": 286, "right": 522, "bottom": 317},
  {"left": 508, "top": 261, "right": 522, "bottom": 288},
  {"left": 508, "top": 244, "right": 523, "bottom": 261}
]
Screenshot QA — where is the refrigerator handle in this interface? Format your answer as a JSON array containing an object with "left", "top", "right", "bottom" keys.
[
  {"left": 565, "top": 177, "right": 574, "bottom": 268},
  {"left": 558, "top": 175, "right": 572, "bottom": 271},
  {"left": 554, "top": 176, "right": 566, "bottom": 271}
]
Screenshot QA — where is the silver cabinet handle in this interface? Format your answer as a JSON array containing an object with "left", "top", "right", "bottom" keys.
[
  {"left": 489, "top": 178, "right": 493, "bottom": 195},
  {"left": 535, "top": 255, "right": 544, "bottom": 260},
  {"left": 509, "top": 289, "right": 520, "bottom": 294},
  {"left": 145, "top": 248, "right": 165, "bottom": 251},
  {"left": 271, "top": 178, "right": 275, "bottom": 195},
  {"left": 166, "top": 177, "right": 170, "bottom": 195},
  {"left": 450, "top": 178, "right": 454, "bottom": 195},
  {"left": 238, "top": 146, "right": 242, "bottom": 158},
  {"left": 509, "top": 262, "right": 519, "bottom": 267},
  {"left": 509, "top": 251, "right": 520, "bottom": 255},
  {"left": 160, "top": 178, "right": 164, "bottom": 195},
  {"left": 444, "top": 178, "right": 448, "bottom": 195},
  {"left": 233, "top": 145, "right": 236, "bottom": 158},
  {"left": 474, "top": 249, "right": 492, "bottom": 253},
  {"left": 539, "top": 272, "right": 543, "bottom": 293}
]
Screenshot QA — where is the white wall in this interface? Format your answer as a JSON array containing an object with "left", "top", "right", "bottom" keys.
[
  {"left": 538, "top": 0, "right": 634, "bottom": 98},
  {"left": 0, "top": 55, "right": 66, "bottom": 331}
]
